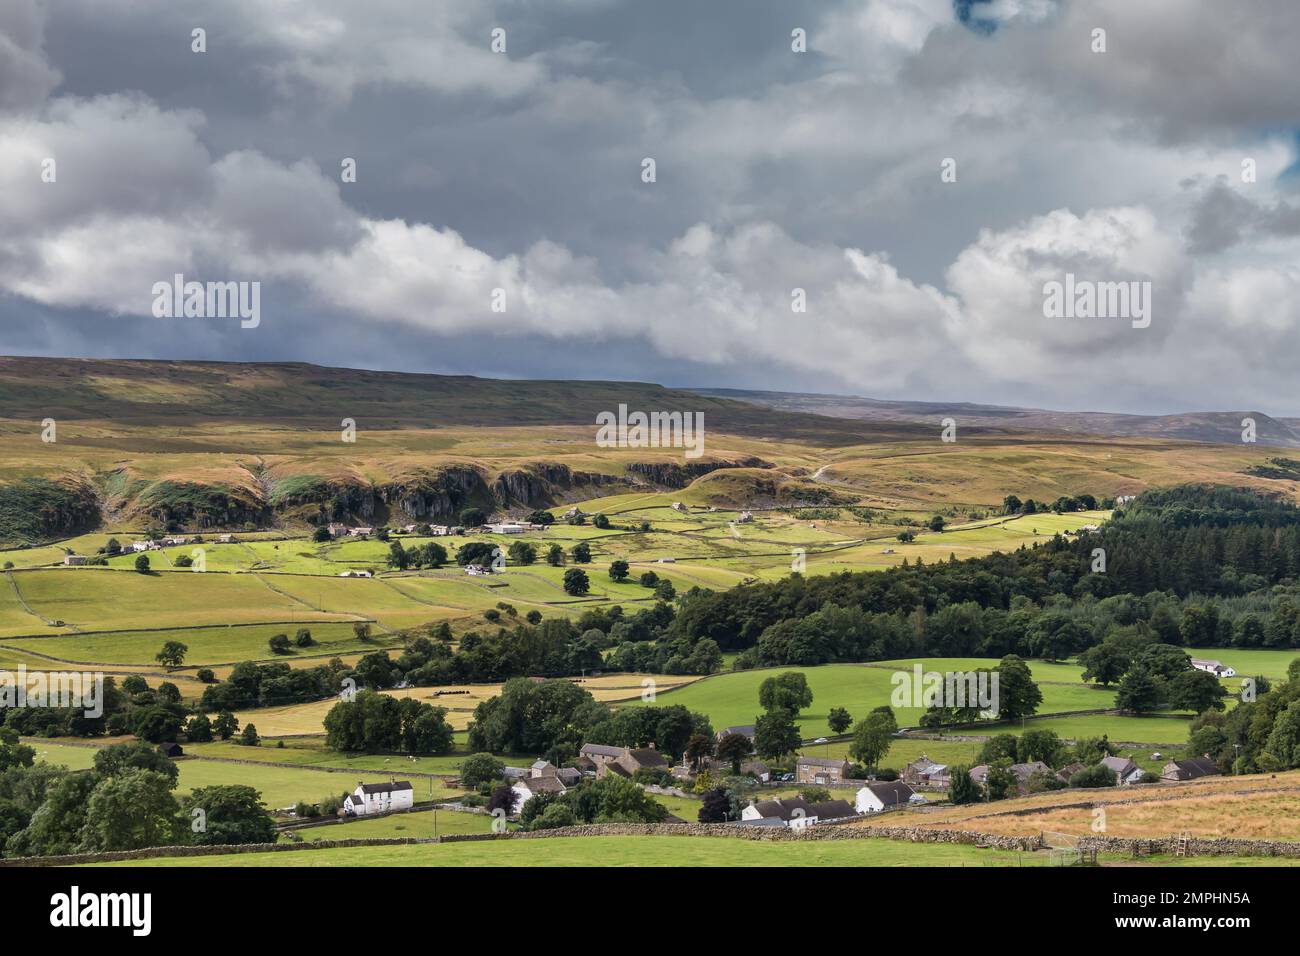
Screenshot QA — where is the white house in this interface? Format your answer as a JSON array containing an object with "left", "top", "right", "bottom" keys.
[
  {"left": 1191, "top": 658, "right": 1236, "bottom": 677},
  {"left": 338, "top": 570, "right": 372, "bottom": 578},
  {"left": 1101, "top": 755, "right": 1146, "bottom": 785},
  {"left": 855, "top": 781, "right": 919, "bottom": 813},
  {"left": 485, "top": 522, "right": 527, "bottom": 534},
  {"left": 130, "top": 540, "right": 157, "bottom": 552},
  {"left": 510, "top": 775, "right": 567, "bottom": 812},
  {"left": 217, "top": 534, "right": 235, "bottom": 543},
  {"left": 465, "top": 564, "right": 493, "bottom": 576},
  {"left": 343, "top": 781, "right": 414, "bottom": 816}
]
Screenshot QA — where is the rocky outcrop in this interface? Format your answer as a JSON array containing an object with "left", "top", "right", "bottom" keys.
[
  {"left": 626, "top": 457, "right": 772, "bottom": 489},
  {"left": 491, "top": 462, "right": 621, "bottom": 507}
]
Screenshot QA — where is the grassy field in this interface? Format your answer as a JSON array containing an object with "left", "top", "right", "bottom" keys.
[
  {"left": 625, "top": 659, "right": 1117, "bottom": 738},
  {"left": 285, "top": 808, "right": 504, "bottom": 841},
  {"left": 87, "top": 834, "right": 1058, "bottom": 867},
  {"left": 23, "top": 741, "right": 464, "bottom": 808},
  {"left": 81, "top": 833, "right": 1300, "bottom": 867}
]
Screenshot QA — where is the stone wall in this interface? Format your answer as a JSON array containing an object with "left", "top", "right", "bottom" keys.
[
  {"left": 1078, "top": 835, "right": 1300, "bottom": 858},
  {"left": 438, "top": 822, "right": 1041, "bottom": 851},
  {"left": 0, "top": 837, "right": 440, "bottom": 868}
]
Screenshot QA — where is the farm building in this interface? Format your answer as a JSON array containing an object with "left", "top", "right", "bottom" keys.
[
  {"left": 741, "top": 796, "right": 858, "bottom": 827},
  {"left": 63, "top": 555, "right": 87, "bottom": 566},
  {"left": 1161, "top": 757, "right": 1221, "bottom": 781},
  {"left": 1055, "top": 761, "right": 1086, "bottom": 783},
  {"left": 511, "top": 774, "right": 567, "bottom": 810},
  {"left": 344, "top": 781, "right": 414, "bottom": 816},
  {"left": 158, "top": 742, "right": 184, "bottom": 759},
  {"left": 338, "top": 570, "right": 372, "bottom": 578},
  {"left": 715, "top": 725, "right": 756, "bottom": 742},
  {"left": 796, "top": 756, "right": 851, "bottom": 786},
  {"left": 1009, "top": 761, "right": 1055, "bottom": 792},
  {"left": 855, "top": 780, "right": 919, "bottom": 813},
  {"left": 1190, "top": 658, "right": 1236, "bottom": 677},
  {"left": 578, "top": 742, "right": 668, "bottom": 779},
  {"left": 902, "top": 756, "right": 950, "bottom": 788},
  {"left": 1101, "top": 755, "right": 1145, "bottom": 785},
  {"left": 485, "top": 522, "right": 527, "bottom": 534}
]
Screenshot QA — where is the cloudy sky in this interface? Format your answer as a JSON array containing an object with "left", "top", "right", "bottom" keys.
[{"left": 2, "top": 0, "right": 1299, "bottom": 415}]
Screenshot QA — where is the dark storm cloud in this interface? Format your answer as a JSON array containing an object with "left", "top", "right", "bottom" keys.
[{"left": 4, "top": 0, "right": 1300, "bottom": 416}]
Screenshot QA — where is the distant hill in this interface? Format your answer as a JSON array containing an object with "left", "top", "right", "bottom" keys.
[
  {"left": 0, "top": 355, "right": 933, "bottom": 446},
  {"left": 690, "top": 388, "right": 1300, "bottom": 449}
]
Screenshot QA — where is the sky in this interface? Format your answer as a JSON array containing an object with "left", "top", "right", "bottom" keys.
[{"left": 2, "top": 0, "right": 1300, "bottom": 415}]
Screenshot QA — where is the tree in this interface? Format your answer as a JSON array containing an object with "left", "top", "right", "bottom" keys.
[
  {"left": 947, "top": 765, "right": 982, "bottom": 804},
  {"left": 608, "top": 560, "right": 630, "bottom": 582},
  {"left": 81, "top": 769, "right": 182, "bottom": 852},
  {"left": 507, "top": 541, "right": 537, "bottom": 565},
  {"left": 313, "top": 525, "right": 332, "bottom": 542},
  {"left": 488, "top": 785, "right": 518, "bottom": 817},
  {"left": 212, "top": 711, "right": 239, "bottom": 740},
  {"left": 1078, "top": 642, "right": 1130, "bottom": 686},
  {"left": 570, "top": 542, "right": 592, "bottom": 563},
  {"left": 1167, "top": 669, "right": 1227, "bottom": 713},
  {"left": 459, "top": 508, "right": 486, "bottom": 528},
  {"left": 133, "top": 706, "right": 184, "bottom": 744},
  {"left": 640, "top": 570, "right": 659, "bottom": 588},
  {"left": 563, "top": 568, "right": 590, "bottom": 596},
  {"left": 985, "top": 761, "right": 1017, "bottom": 800},
  {"left": 927, "top": 515, "right": 946, "bottom": 532},
  {"left": 1002, "top": 495, "right": 1022, "bottom": 515},
  {"left": 715, "top": 732, "right": 752, "bottom": 773},
  {"left": 526, "top": 609, "right": 542, "bottom": 625},
  {"left": 698, "top": 787, "right": 732, "bottom": 823},
  {"left": 753, "top": 710, "right": 801, "bottom": 760},
  {"left": 798, "top": 786, "right": 831, "bottom": 803},
  {"left": 896, "top": 531, "right": 915, "bottom": 543},
  {"left": 238, "top": 723, "right": 260, "bottom": 747},
  {"left": 353, "top": 622, "right": 372, "bottom": 642},
  {"left": 1069, "top": 763, "right": 1118, "bottom": 788},
  {"left": 459, "top": 753, "right": 506, "bottom": 789},
  {"left": 685, "top": 734, "right": 715, "bottom": 771},
  {"left": 387, "top": 540, "right": 409, "bottom": 570},
  {"left": 196, "top": 667, "right": 216, "bottom": 683},
  {"left": 527, "top": 510, "right": 555, "bottom": 526},
  {"left": 532, "top": 802, "right": 578, "bottom": 830},
  {"left": 996, "top": 655, "right": 1043, "bottom": 720},
  {"left": 546, "top": 544, "right": 565, "bottom": 567},
  {"left": 155, "top": 641, "right": 188, "bottom": 667},
  {"left": 186, "top": 713, "right": 213, "bottom": 743},
  {"left": 268, "top": 633, "right": 291, "bottom": 655},
  {"left": 134, "top": 554, "right": 150, "bottom": 573},
  {"left": 295, "top": 628, "right": 314, "bottom": 647},
  {"left": 182, "top": 785, "right": 276, "bottom": 845},
  {"left": 654, "top": 579, "right": 676, "bottom": 601},
  {"left": 758, "top": 672, "right": 813, "bottom": 716},
  {"left": 849, "top": 708, "right": 896, "bottom": 769},
  {"left": 827, "top": 706, "right": 852, "bottom": 735},
  {"left": 1116, "top": 667, "right": 1161, "bottom": 713},
  {"left": 592, "top": 514, "right": 611, "bottom": 529}
]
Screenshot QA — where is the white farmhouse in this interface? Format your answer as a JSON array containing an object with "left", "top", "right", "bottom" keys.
[
  {"left": 1190, "top": 658, "right": 1236, "bottom": 677},
  {"left": 855, "top": 781, "right": 920, "bottom": 813},
  {"left": 343, "top": 781, "right": 414, "bottom": 816}
]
